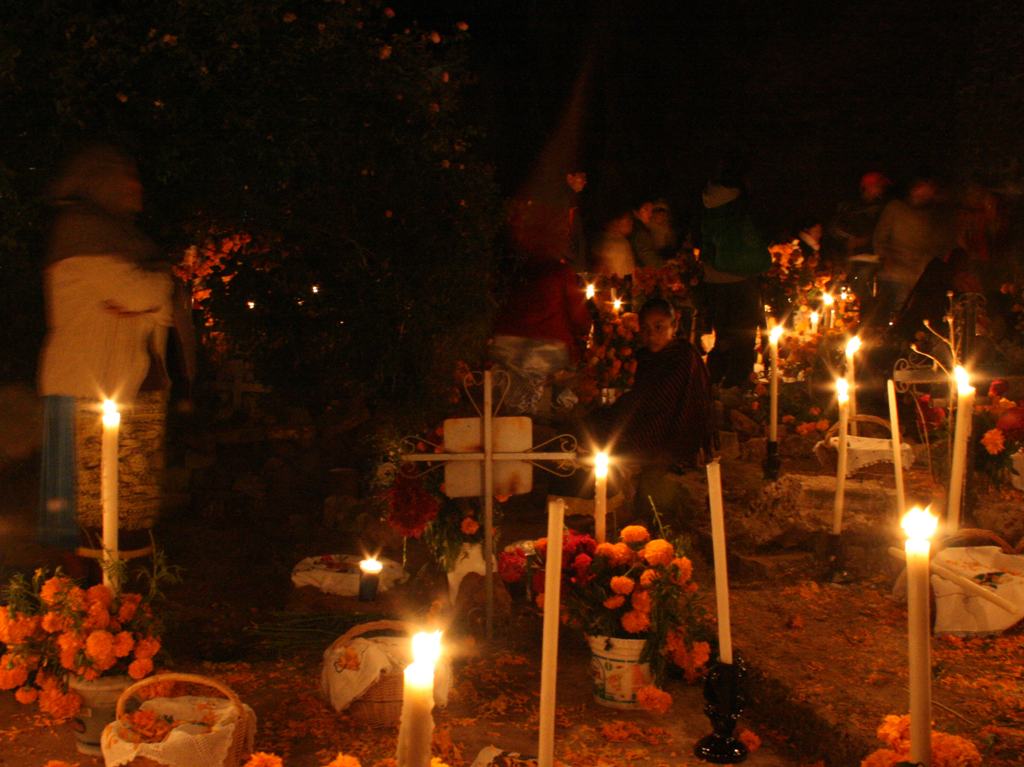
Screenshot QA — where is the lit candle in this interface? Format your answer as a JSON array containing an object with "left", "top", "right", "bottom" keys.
[
  {"left": 358, "top": 556, "right": 383, "bottom": 601},
  {"left": 612, "top": 297, "right": 623, "bottom": 313},
  {"left": 396, "top": 630, "right": 442, "bottom": 767},
  {"left": 947, "top": 366, "right": 975, "bottom": 533},
  {"left": 538, "top": 498, "right": 565, "bottom": 767},
  {"left": 705, "top": 461, "right": 733, "bottom": 665},
  {"left": 833, "top": 378, "right": 850, "bottom": 534},
  {"left": 887, "top": 380, "right": 907, "bottom": 517},
  {"left": 768, "top": 325, "right": 784, "bottom": 443},
  {"left": 845, "top": 336, "right": 861, "bottom": 436},
  {"left": 809, "top": 310, "right": 820, "bottom": 335},
  {"left": 822, "top": 292, "right": 834, "bottom": 330},
  {"left": 902, "top": 507, "right": 937, "bottom": 767},
  {"left": 585, "top": 283, "right": 596, "bottom": 300},
  {"left": 593, "top": 451, "right": 609, "bottom": 543},
  {"left": 101, "top": 399, "right": 120, "bottom": 590}
]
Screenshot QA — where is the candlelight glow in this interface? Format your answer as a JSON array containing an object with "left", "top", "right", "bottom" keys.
[
  {"left": 810, "top": 310, "right": 819, "bottom": 324},
  {"left": 101, "top": 399, "right": 120, "bottom": 428},
  {"left": 411, "top": 630, "right": 443, "bottom": 668},
  {"left": 585, "top": 283, "right": 596, "bottom": 300},
  {"left": 954, "top": 365, "right": 974, "bottom": 395},
  {"left": 845, "top": 335, "right": 861, "bottom": 358},
  {"left": 901, "top": 506, "right": 938, "bottom": 542},
  {"left": 311, "top": 284, "right": 320, "bottom": 294},
  {"left": 769, "top": 325, "right": 784, "bottom": 345},
  {"left": 612, "top": 297, "right": 623, "bottom": 312},
  {"left": 836, "top": 377, "right": 849, "bottom": 404},
  {"left": 822, "top": 293, "right": 834, "bottom": 307},
  {"left": 246, "top": 300, "right": 255, "bottom": 309},
  {"left": 594, "top": 450, "right": 609, "bottom": 480},
  {"left": 360, "top": 557, "right": 383, "bottom": 575}
]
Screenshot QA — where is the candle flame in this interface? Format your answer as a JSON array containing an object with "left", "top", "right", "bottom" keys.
[
  {"left": 101, "top": 399, "right": 121, "bottom": 428},
  {"left": 411, "top": 630, "right": 443, "bottom": 667},
  {"left": 585, "top": 283, "right": 596, "bottom": 300},
  {"left": 612, "top": 298, "right": 623, "bottom": 312},
  {"left": 810, "top": 310, "right": 819, "bottom": 323},
  {"left": 360, "top": 557, "right": 383, "bottom": 574},
  {"left": 822, "top": 293, "right": 834, "bottom": 307},
  {"left": 901, "top": 506, "right": 938, "bottom": 541},
  {"left": 845, "top": 335, "right": 861, "bottom": 357},
  {"left": 769, "top": 325, "right": 784, "bottom": 345},
  {"left": 594, "top": 450, "right": 609, "bottom": 479},
  {"left": 954, "top": 365, "right": 974, "bottom": 395},
  {"left": 836, "top": 377, "right": 849, "bottom": 404},
  {"left": 311, "top": 284, "right": 320, "bottom": 294}
]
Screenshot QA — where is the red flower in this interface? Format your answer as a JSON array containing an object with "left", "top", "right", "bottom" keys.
[
  {"left": 382, "top": 474, "right": 440, "bottom": 538},
  {"left": 572, "top": 553, "right": 593, "bottom": 584},
  {"left": 498, "top": 549, "right": 527, "bottom": 584}
]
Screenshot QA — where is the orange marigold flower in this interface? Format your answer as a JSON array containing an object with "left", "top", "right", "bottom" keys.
[
  {"left": 85, "top": 630, "right": 116, "bottom": 668},
  {"left": 113, "top": 631, "right": 135, "bottom": 658},
  {"left": 639, "top": 568, "right": 659, "bottom": 587},
  {"left": 38, "top": 686, "right": 82, "bottom": 720},
  {"left": 325, "top": 754, "right": 362, "bottom": 767},
  {"left": 930, "top": 731, "right": 981, "bottom": 766},
  {"left": 117, "top": 593, "right": 142, "bottom": 623},
  {"left": 40, "top": 576, "right": 73, "bottom": 605},
  {"left": 642, "top": 539, "right": 674, "bottom": 566},
  {"left": 621, "top": 609, "right": 650, "bottom": 634},
  {"left": 876, "top": 714, "right": 910, "bottom": 748},
  {"left": 738, "top": 728, "right": 761, "bottom": 752},
  {"left": 981, "top": 428, "right": 1005, "bottom": 455},
  {"left": 134, "top": 637, "right": 161, "bottom": 660},
  {"left": 244, "top": 754, "right": 284, "bottom": 767},
  {"left": 636, "top": 685, "right": 672, "bottom": 714},
  {"left": 594, "top": 542, "right": 616, "bottom": 559},
  {"left": 85, "top": 583, "right": 114, "bottom": 610},
  {"left": 619, "top": 525, "right": 650, "bottom": 544},
  {"left": 15, "top": 685, "right": 38, "bottom": 704},
  {"left": 84, "top": 601, "right": 111, "bottom": 630},
  {"left": 630, "top": 589, "right": 652, "bottom": 613},
  {"left": 0, "top": 657, "right": 29, "bottom": 690},
  {"left": 610, "top": 542, "right": 634, "bottom": 566},
  {"left": 671, "top": 556, "right": 693, "bottom": 584},
  {"left": 610, "top": 576, "right": 635, "bottom": 595},
  {"left": 5, "top": 615, "right": 40, "bottom": 643},
  {"left": 128, "top": 657, "right": 154, "bottom": 680},
  {"left": 602, "top": 595, "right": 625, "bottom": 610},
  {"left": 460, "top": 516, "right": 479, "bottom": 535},
  {"left": 42, "top": 612, "right": 67, "bottom": 633}
]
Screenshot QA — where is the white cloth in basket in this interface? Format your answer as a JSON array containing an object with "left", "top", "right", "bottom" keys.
[
  {"left": 817, "top": 435, "right": 914, "bottom": 476},
  {"left": 292, "top": 554, "right": 406, "bottom": 596},
  {"left": 932, "top": 546, "right": 1024, "bottom": 635},
  {"left": 101, "top": 695, "right": 256, "bottom": 767},
  {"left": 321, "top": 636, "right": 451, "bottom": 712}
]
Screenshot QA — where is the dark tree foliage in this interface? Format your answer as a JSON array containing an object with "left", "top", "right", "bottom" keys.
[{"left": 0, "top": 0, "right": 501, "bottom": 419}]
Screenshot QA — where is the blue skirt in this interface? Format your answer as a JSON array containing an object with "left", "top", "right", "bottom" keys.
[{"left": 38, "top": 395, "right": 78, "bottom": 549}]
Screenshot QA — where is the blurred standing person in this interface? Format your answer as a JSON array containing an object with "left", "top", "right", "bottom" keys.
[
  {"left": 629, "top": 198, "right": 661, "bottom": 268},
  {"left": 649, "top": 199, "right": 679, "bottom": 262},
  {"left": 591, "top": 209, "right": 636, "bottom": 277},
  {"left": 873, "top": 177, "right": 957, "bottom": 324},
  {"left": 699, "top": 159, "right": 770, "bottom": 391},
  {"left": 825, "top": 170, "right": 892, "bottom": 264},
  {"left": 38, "top": 144, "right": 193, "bottom": 561}
]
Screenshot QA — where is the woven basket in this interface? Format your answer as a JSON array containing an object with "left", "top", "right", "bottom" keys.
[
  {"left": 113, "top": 672, "right": 253, "bottom": 767},
  {"left": 327, "top": 619, "right": 413, "bottom": 728}
]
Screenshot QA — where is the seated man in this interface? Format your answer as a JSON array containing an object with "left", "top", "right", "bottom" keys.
[{"left": 586, "top": 298, "right": 717, "bottom": 525}]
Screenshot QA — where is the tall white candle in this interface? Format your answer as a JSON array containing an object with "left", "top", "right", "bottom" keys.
[
  {"left": 902, "top": 507, "right": 937, "bottom": 767},
  {"left": 822, "top": 293, "right": 834, "bottom": 330},
  {"left": 538, "top": 498, "right": 565, "bottom": 767},
  {"left": 705, "top": 461, "right": 733, "bottom": 665},
  {"left": 397, "top": 630, "right": 442, "bottom": 767},
  {"left": 809, "top": 310, "right": 820, "bottom": 335},
  {"left": 845, "top": 336, "right": 861, "bottom": 436},
  {"left": 101, "top": 399, "right": 120, "bottom": 590},
  {"left": 768, "top": 325, "right": 784, "bottom": 442},
  {"left": 593, "top": 452, "right": 609, "bottom": 543},
  {"left": 886, "top": 380, "right": 907, "bottom": 517},
  {"left": 833, "top": 378, "right": 850, "bottom": 535},
  {"left": 947, "top": 366, "right": 975, "bottom": 533}
]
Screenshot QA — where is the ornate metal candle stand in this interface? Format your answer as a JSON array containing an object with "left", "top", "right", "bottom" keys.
[
  {"left": 762, "top": 440, "right": 781, "bottom": 481},
  {"left": 694, "top": 653, "right": 748, "bottom": 764},
  {"left": 825, "top": 532, "right": 854, "bottom": 584}
]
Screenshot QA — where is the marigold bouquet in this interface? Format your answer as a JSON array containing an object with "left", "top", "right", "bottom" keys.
[
  {"left": 861, "top": 714, "right": 982, "bottom": 767},
  {"left": 524, "top": 523, "right": 709, "bottom": 687},
  {"left": 0, "top": 567, "right": 167, "bottom": 720}
]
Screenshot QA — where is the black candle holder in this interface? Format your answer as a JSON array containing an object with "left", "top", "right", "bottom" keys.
[
  {"left": 358, "top": 571, "right": 380, "bottom": 601},
  {"left": 694, "top": 653, "right": 748, "bottom": 763},
  {"left": 762, "top": 440, "right": 781, "bottom": 481},
  {"left": 825, "top": 532, "right": 853, "bottom": 583}
]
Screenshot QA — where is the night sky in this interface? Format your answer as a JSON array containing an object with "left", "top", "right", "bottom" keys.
[{"left": 399, "top": 0, "right": 981, "bottom": 235}]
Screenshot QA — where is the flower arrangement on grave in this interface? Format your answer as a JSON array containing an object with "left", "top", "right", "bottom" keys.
[
  {"left": 576, "top": 310, "right": 640, "bottom": 405},
  {"left": 970, "top": 379, "right": 1024, "bottom": 490},
  {"left": 0, "top": 563, "right": 172, "bottom": 720},
  {"left": 510, "top": 523, "right": 711, "bottom": 697},
  {"left": 242, "top": 753, "right": 449, "bottom": 767},
  {"left": 860, "top": 714, "right": 982, "bottom": 767}
]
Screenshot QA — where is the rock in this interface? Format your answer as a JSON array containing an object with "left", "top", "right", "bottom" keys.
[{"left": 729, "top": 408, "right": 761, "bottom": 436}]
